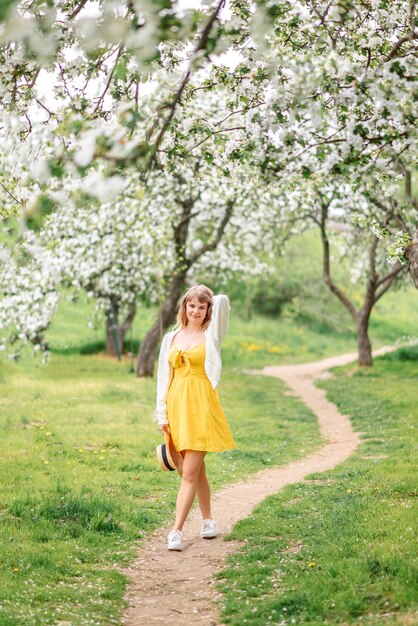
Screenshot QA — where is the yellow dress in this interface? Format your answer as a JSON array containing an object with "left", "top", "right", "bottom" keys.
[{"left": 166, "top": 343, "right": 236, "bottom": 453}]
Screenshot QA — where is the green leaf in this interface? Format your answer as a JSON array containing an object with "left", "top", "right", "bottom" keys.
[
  {"left": 204, "top": 151, "right": 214, "bottom": 164},
  {"left": 114, "top": 58, "right": 128, "bottom": 82},
  {"left": 0, "top": 0, "right": 16, "bottom": 21}
]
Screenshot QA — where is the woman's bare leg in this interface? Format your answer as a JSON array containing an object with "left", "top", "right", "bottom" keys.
[
  {"left": 196, "top": 459, "right": 211, "bottom": 519},
  {"left": 173, "top": 450, "right": 206, "bottom": 531}
]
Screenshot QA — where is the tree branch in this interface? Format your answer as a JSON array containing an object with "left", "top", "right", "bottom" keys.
[
  {"left": 213, "top": 101, "right": 264, "bottom": 128},
  {"left": 386, "top": 33, "right": 418, "bottom": 60},
  {"left": 68, "top": 0, "right": 89, "bottom": 20},
  {"left": 172, "top": 194, "right": 196, "bottom": 262},
  {"left": 94, "top": 47, "right": 123, "bottom": 113},
  {"left": 0, "top": 182, "right": 22, "bottom": 205},
  {"left": 142, "top": 0, "right": 226, "bottom": 175},
  {"left": 319, "top": 195, "right": 358, "bottom": 319},
  {"left": 34, "top": 97, "right": 56, "bottom": 122},
  {"left": 122, "top": 302, "right": 136, "bottom": 329},
  {"left": 369, "top": 235, "right": 379, "bottom": 283},
  {"left": 185, "top": 126, "right": 245, "bottom": 153},
  {"left": 369, "top": 195, "right": 390, "bottom": 214},
  {"left": 363, "top": 235, "right": 379, "bottom": 312},
  {"left": 374, "top": 262, "right": 405, "bottom": 303},
  {"left": 385, "top": 0, "right": 418, "bottom": 60},
  {"left": 188, "top": 199, "right": 234, "bottom": 265},
  {"left": 397, "top": 158, "right": 418, "bottom": 211}
]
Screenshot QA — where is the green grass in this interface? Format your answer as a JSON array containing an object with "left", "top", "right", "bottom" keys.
[
  {"left": 223, "top": 284, "right": 417, "bottom": 369},
  {"left": 0, "top": 313, "right": 323, "bottom": 625},
  {"left": 223, "top": 227, "right": 418, "bottom": 362},
  {"left": 216, "top": 346, "right": 418, "bottom": 626},
  {"left": 0, "top": 264, "right": 416, "bottom": 624},
  {"left": 47, "top": 281, "right": 418, "bottom": 371}
]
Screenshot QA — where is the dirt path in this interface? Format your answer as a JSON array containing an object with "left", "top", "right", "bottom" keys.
[{"left": 120, "top": 346, "right": 394, "bottom": 626}]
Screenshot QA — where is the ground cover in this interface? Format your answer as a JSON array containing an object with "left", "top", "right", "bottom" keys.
[
  {"left": 0, "top": 314, "right": 322, "bottom": 626},
  {"left": 217, "top": 346, "right": 418, "bottom": 626},
  {"left": 0, "top": 267, "right": 416, "bottom": 625}
]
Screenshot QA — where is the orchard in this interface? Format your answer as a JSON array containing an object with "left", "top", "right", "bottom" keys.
[
  {"left": 1, "top": 0, "right": 417, "bottom": 365},
  {"left": 0, "top": 4, "right": 417, "bottom": 623}
]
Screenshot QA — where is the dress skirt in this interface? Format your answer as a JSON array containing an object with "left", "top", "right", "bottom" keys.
[{"left": 166, "top": 343, "right": 236, "bottom": 453}]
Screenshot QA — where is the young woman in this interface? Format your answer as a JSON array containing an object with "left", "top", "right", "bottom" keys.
[{"left": 155, "top": 284, "right": 236, "bottom": 551}]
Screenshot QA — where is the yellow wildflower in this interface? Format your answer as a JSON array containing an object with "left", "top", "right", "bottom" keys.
[{"left": 246, "top": 343, "right": 263, "bottom": 352}]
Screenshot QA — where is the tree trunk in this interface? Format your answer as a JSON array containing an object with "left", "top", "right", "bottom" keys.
[
  {"left": 318, "top": 198, "right": 406, "bottom": 367},
  {"left": 406, "top": 225, "right": 418, "bottom": 289},
  {"left": 135, "top": 317, "right": 163, "bottom": 377},
  {"left": 106, "top": 318, "right": 123, "bottom": 357},
  {"left": 356, "top": 313, "right": 372, "bottom": 367},
  {"left": 105, "top": 303, "right": 136, "bottom": 358},
  {"left": 135, "top": 190, "right": 233, "bottom": 377},
  {"left": 136, "top": 270, "right": 188, "bottom": 377}
]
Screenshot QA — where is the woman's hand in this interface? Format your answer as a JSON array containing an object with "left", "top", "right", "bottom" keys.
[{"left": 159, "top": 423, "right": 169, "bottom": 433}]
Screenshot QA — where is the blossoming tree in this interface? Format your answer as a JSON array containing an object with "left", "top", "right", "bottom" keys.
[
  {"left": 285, "top": 173, "right": 409, "bottom": 365},
  {"left": 1, "top": 0, "right": 417, "bottom": 367},
  {"left": 237, "top": 0, "right": 418, "bottom": 283}
]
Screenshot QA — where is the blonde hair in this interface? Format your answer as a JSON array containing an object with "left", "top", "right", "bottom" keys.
[{"left": 176, "top": 284, "right": 214, "bottom": 330}]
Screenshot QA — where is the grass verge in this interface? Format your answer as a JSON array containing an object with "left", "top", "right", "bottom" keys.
[
  {"left": 216, "top": 346, "right": 418, "bottom": 626},
  {"left": 0, "top": 353, "right": 321, "bottom": 625},
  {"left": 0, "top": 284, "right": 416, "bottom": 625}
]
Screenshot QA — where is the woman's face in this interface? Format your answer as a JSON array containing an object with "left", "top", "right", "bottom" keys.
[{"left": 185, "top": 297, "right": 208, "bottom": 326}]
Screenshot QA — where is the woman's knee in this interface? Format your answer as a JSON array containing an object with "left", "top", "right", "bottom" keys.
[
  {"left": 181, "top": 470, "right": 199, "bottom": 484},
  {"left": 182, "top": 451, "right": 205, "bottom": 483}
]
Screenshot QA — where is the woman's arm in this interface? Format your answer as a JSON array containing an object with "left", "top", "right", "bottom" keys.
[
  {"left": 154, "top": 334, "right": 169, "bottom": 426},
  {"left": 208, "top": 294, "right": 231, "bottom": 347}
]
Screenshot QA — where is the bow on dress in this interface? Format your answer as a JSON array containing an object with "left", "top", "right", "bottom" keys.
[{"left": 171, "top": 347, "right": 191, "bottom": 377}]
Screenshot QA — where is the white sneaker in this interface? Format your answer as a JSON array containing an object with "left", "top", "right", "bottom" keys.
[
  {"left": 167, "top": 529, "right": 183, "bottom": 551},
  {"left": 200, "top": 518, "right": 217, "bottom": 539}
]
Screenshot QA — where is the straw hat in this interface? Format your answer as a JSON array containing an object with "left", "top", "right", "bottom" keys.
[{"left": 156, "top": 430, "right": 183, "bottom": 476}]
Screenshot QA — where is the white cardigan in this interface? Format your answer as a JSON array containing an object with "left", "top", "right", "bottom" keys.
[{"left": 154, "top": 294, "right": 231, "bottom": 426}]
